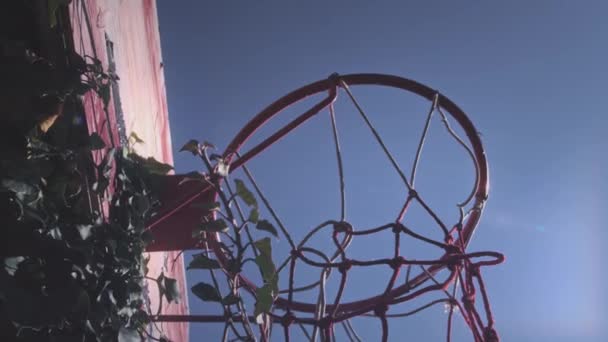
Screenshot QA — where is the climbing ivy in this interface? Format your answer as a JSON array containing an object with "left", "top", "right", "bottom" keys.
[
  {"left": 181, "top": 140, "right": 280, "bottom": 340},
  {"left": 0, "top": 46, "right": 175, "bottom": 341}
]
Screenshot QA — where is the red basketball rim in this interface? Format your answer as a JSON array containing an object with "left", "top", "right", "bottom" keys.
[{"left": 205, "top": 73, "right": 489, "bottom": 316}]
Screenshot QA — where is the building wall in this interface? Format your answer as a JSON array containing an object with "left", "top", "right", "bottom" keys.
[{"left": 69, "top": 1, "right": 188, "bottom": 340}]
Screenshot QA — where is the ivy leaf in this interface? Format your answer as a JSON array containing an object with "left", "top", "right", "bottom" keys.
[
  {"left": 76, "top": 224, "right": 93, "bottom": 240},
  {"left": 248, "top": 208, "right": 260, "bottom": 223},
  {"left": 254, "top": 238, "right": 279, "bottom": 294},
  {"left": 235, "top": 179, "right": 257, "bottom": 208},
  {"left": 202, "top": 141, "right": 216, "bottom": 150},
  {"left": 48, "top": 0, "right": 72, "bottom": 28},
  {"left": 254, "top": 284, "right": 274, "bottom": 317},
  {"left": 187, "top": 253, "right": 220, "bottom": 270},
  {"left": 128, "top": 153, "right": 173, "bottom": 175},
  {"left": 88, "top": 132, "right": 106, "bottom": 150},
  {"left": 141, "top": 230, "right": 155, "bottom": 246},
  {"left": 4, "top": 256, "right": 25, "bottom": 276},
  {"left": 98, "top": 148, "right": 116, "bottom": 179},
  {"left": 129, "top": 132, "right": 144, "bottom": 144},
  {"left": 86, "top": 56, "right": 103, "bottom": 74},
  {"left": 1, "top": 179, "right": 38, "bottom": 201},
  {"left": 92, "top": 177, "right": 108, "bottom": 194},
  {"left": 256, "top": 220, "right": 278, "bottom": 238},
  {"left": 255, "top": 255, "right": 277, "bottom": 288},
  {"left": 163, "top": 276, "right": 180, "bottom": 304},
  {"left": 179, "top": 139, "right": 200, "bottom": 155},
  {"left": 178, "top": 171, "right": 206, "bottom": 186},
  {"left": 142, "top": 256, "right": 150, "bottom": 276},
  {"left": 143, "top": 157, "right": 173, "bottom": 175},
  {"left": 222, "top": 293, "right": 240, "bottom": 306},
  {"left": 226, "top": 259, "right": 241, "bottom": 274},
  {"left": 156, "top": 272, "right": 165, "bottom": 291},
  {"left": 26, "top": 136, "right": 61, "bottom": 159},
  {"left": 94, "top": 148, "right": 115, "bottom": 193},
  {"left": 98, "top": 83, "right": 111, "bottom": 109},
  {"left": 189, "top": 201, "right": 221, "bottom": 211},
  {"left": 118, "top": 327, "right": 140, "bottom": 342},
  {"left": 198, "top": 219, "right": 228, "bottom": 233},
  {"left": 191, "top": 282, "right": 221, "bottom": 302},
  {"left": 209, "top": 153, "right": 222, "bottom": 161},
  {"left": 254, "top": 237, "right": 272, "bottom": 257},
  {"left": 74, "top": 81, "right": 92, "bottom": 95}
]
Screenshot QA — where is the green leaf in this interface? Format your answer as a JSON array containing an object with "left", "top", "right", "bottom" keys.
[
  {"left": 254, "top": 238, "right": 279, "bottom": 293},
  {"left": 199, "top": 219, "right": 228, "bottom": 233},
  {"left": 254, "top": 284, "right": 274, "bottom": 317},
  {"left": 191, "top": 282, "right": 221, "bottom": 302},
  {"left": 179, "top": 139, "right": 200, "bottom": 155},
  {"left": 156, "top": 272, "right": 166, "bottom": 297},
  {"left": 128, "top": 153, "right": 174, "bottom": 175},
  {"left": 255, "top": 254, "right": 277, "bottom": 286},
  {"left": 187, "top": 253, "right": 220, "bottom": 270},
  {"left": 256, "top": 220, "right": 278, "bottom": 237},
  {"left": 190, "top": 201, "right": 221, "bottom": 211},
  {"left": 163, "top": 276, "right": 180, "bottom": 304},
  {"left": 141, "top": 230, "right": 155, "bottom": 246},
  {"left": 254, "top": 237, "right": 272, "bottom": 257},
  {"left": 88, "top": 133, "right": 106, "bottom": 150},
  {"left": 144, "top": 157, "right": 173, "bottom": 175},
  {"left": 226, "top": 259, "right": 241, "bottom": 274},
  {"left": 99, "top": 148, "right": 116, "bottom": 178},
  {"left": 75, "top": 81, "right": 92, "bottom": 95},
  {"left": 178, "top": 171, "right": 206, "bottom": 186},
  {"left": 222, "top": 293, "right": 240, "bottom": 306},
  {"left": 76, "top": 224, "right": 93, "bottom": 240},
  {"left": 129, "top": 132, "right": 144, "bottom": 144},
  {"left": 118, "top": 327, "right": 140, "bottom": 342},
  {"left": 98, "top": 83, "right": 111, "bottom": 109},
  {"left": 202, "top": 141, "right": 216, "bottom": 150},
  {"left": 235, "top": 179, "right": 257, "bottom": 207},
  {"left": 142, "top": 256, "right": 150, "bottom": 276},
  {"left": 248, "top": 208, "right": 260, "bottom": 223},
  {"left": 48, "top": 0, "right": 72, "bottom": 28},
  {"left": 4, "top": 256, "right": 24, "bottom": 276}
]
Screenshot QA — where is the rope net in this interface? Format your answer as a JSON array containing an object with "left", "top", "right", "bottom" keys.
[{"left": 165, "top": 75, "right": 504, "bottom": 342}]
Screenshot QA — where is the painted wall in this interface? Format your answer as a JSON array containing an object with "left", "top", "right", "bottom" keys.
[{"left": 69, "top": 1, "right": 187, "bottom": 340}]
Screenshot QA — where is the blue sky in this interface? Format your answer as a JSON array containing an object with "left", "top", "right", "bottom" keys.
[{"left": 158, "top": 2, "right": 607, "bottom": 341}]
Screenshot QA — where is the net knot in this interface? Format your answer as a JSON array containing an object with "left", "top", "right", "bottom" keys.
[
  {"left": 281, "top": 312, "right": 296, "bottom": 327},
  {"left": 444, "top": 235, "right": 454, "bottom": 245},
  {"left": 462, "top": 293, "right": 476, "bottom": 308},
  {"left": 338, "top": 259, "right": 352, "bottom": 274},
  {"left": 333, "top": 221, "right": 353, "bottom": 234},
  {"left": 374, "top": 303, "right": 389, "bottom": 317},
  {"left": 318, "top": 316, "right": 332, "bottom": 329},
  {"left": 290, "top": 249, "right": 303, "bottom": 258},
  {"left": 442, "top": 244, "right": 463, "bottom": 272},
  {"left": 389, "top": 256, "right": 405, "bottom": 270},
  {"left": 328, "top": 72, "right": 342, "bottom": 86},
  {"left": 391, "top": 223, "right": 403, "bottom": 234},
  {"left": 408, "top": 189, "right": 418, "bottom": 198},
  {"left": 483, "top": 326, "right": 499, "bottom": 342},
  {"left": 470, "top": 264, "right": 481, "bottom": 277}
]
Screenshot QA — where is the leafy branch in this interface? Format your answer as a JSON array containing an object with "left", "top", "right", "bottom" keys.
[{"left": 181, "top": 140, "right": 282, "bottom": 341}]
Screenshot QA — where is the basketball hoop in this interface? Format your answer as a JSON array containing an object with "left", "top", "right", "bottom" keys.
[{"left": 153, "top": 73, "right": 504, "bottom": 342}]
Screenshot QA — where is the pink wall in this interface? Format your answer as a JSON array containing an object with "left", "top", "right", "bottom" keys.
[{"left": 69, "top": 1, "right": 188, "bottom": 340}]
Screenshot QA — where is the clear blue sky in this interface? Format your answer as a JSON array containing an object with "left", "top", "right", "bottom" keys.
[{"left": 158, "top": 2, "right": 607, "bottom": 341}]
